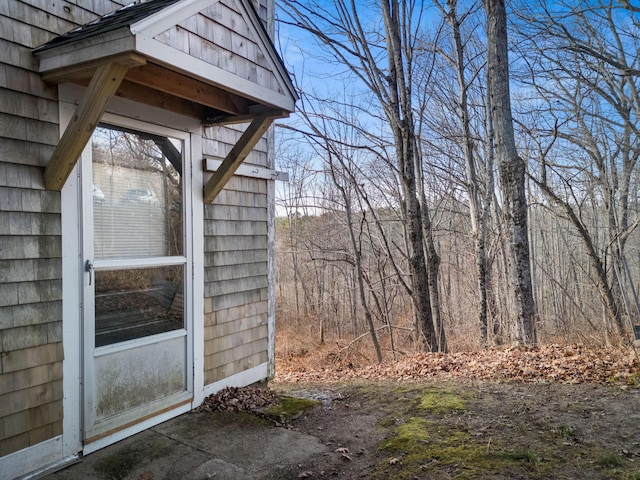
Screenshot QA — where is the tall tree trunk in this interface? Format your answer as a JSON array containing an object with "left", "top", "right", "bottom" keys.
[
  {"left": 280, "top": 0, "right": 445, "bottom": 351},
  {"left": 383, "top": 0, "right": 440, "bottom": 351},
  {"left": 422, "top": 201, "right": 447, "bottom": 352},
  {"left": 398, "top": 129, "right": 438, "bottom": 350},
  {"left": 441, "top": 0, "right": 492, "bottom": 346},
  {"left": 414, "top": 122, "right": 446, "bottom": 351},
  {"left": 484, "top": 0, "right": 536, "bottom": 344}
]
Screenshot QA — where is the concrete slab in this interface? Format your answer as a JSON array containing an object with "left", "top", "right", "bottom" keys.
[{"left": 40, "top": 411, "right": 328, "bottom": 480}]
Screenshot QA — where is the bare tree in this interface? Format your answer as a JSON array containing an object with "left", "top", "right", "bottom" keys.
[
  {"left": 280, "top": 0, "right": 446, "bottom": 351},
  {"left": 275, "top": 140, "right": 319, "bottom": 321},
  {"left": 513, "top": 0, "right": 640, "bottom": 338},
  {"left": 484, "top": 0, "right": 537, "bottom": 344},
  {"left": 428, "top": 0, "right": 499, "bottom": 344}
]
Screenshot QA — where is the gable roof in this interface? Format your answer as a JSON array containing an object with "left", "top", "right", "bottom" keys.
[
  {"left": 34, "top": 0, "right": 297, "bottom": 193},
  {"left": 34, "top": 0, "right": 297, "bottom": 118}
]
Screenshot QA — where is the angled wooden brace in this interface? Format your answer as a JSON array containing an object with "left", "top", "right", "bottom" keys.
[
  {"left": 203, "top": 112, "right": 280, "bottom": 203},
  {"left": 45, "top": 61, "right": 141, "bottom": 190}
]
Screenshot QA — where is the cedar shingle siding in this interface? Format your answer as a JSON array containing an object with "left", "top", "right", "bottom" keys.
[
  {"left": 1, "top": 1, "right": 290, "bottom": 474},
  {"left": 0, "top": 0, "right": 127, "bottom": 458},
  {"left": 203, "top": 127, "right": 270, "bottom": 384}
]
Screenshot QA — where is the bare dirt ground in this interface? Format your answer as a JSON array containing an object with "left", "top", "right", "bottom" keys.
[
  {"left": 265, "top": 345, "right": 640, "bottom": 479},
  {"left": 270, "top": 380, "right": 640, "bottom": 479}
]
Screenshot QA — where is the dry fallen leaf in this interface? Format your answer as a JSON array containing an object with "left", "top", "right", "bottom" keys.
[
  {"left": 275, "top": 344, "right": 639, "bottom": 386},
  {"left": 195, "top": 386, "right": 279, "bottom": 413}
]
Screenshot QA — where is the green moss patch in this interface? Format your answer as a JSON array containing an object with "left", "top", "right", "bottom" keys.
[
  {"left": 261, "top": 395, "right": 321, "bottom": 423},
  {"left": 502, "top": 449, "right": 540, "bottom": 468},
  {"left": 595, "top": 452, "right": 624, "bottom": 468},
  {"left": 370, "top": 384, "right": 640, "bottom": 479},
  {"left": 376, "top": 416, "right": 519, "bottom": 480},
  {"left": 373, "top": 387, "right": 546, "bottom": 479},
  {"left": 417, "top": 389, "right": 467, "bottom": 414}
]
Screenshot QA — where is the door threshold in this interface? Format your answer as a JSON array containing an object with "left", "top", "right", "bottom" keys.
[{"left": 84, "top": 398, "right": 193, "bottom": 453}]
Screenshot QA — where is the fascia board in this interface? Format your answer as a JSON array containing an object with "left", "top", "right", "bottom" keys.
[
  {"left": 132, "top": 0, "right": 297, "bottom": 106},
  {"left": 60, "top": 83, "right": 202, "bottom": 132},
  {"left": 204, "top": 157, "right": 289, "bottom": 181},
  {"left": 36, "top": 29, "right": 135, "bottom": 73},
  {"left": 135, "top": 35, "right": 296, "bottom": 112}
]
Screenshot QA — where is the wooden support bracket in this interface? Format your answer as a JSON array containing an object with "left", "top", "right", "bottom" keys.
[
  {"left": 44, "top": 62, "right": 131, "bottom": 190},
  {"left": 203, "top": 113, "right": 277, "bottom": 203},
  {"left": 205, "top": 108, "right": 288, "bottom": 126}
]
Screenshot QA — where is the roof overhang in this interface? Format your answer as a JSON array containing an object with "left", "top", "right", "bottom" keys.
[
  {"left": 34, "top": 0, "right": 296, "bottom": 117},
  {"left": 33, "top": 0, "right": 297, "bottom": 194},
  {"left": 35, "top": 36, "right": 295, "bottom": 119}
]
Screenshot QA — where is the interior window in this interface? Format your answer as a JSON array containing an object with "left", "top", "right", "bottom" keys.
[{"left": 92, "top": 124, "right": 185, "bottom": 346}]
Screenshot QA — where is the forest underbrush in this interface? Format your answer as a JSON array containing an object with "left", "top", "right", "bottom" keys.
[{"left": 275, "top": 318, "right": 640, "bottom": 385}]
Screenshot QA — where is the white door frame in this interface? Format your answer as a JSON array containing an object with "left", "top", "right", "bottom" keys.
[{"left": 60, "top": 83, "right": 204, "bottom": 456}]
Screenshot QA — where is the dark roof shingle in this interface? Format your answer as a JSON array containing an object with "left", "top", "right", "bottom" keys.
[{"left": 34, "top": 0, "right": 181, "bottom": 52}]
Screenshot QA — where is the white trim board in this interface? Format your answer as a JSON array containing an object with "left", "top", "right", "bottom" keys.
[
  {"left": 267, "top": 171, "right": 276, "bottom": 378},
  {"left": 191, "top": 131, "right": 206, "bottom": 407},
  {"left": 201, "top": 363, "right": 269, "bottom": 400},
  {"left": 0, "top": 436, "right": 72, "bottom": 480},
  {"left": 59, "top": 94, "right": 83, "bottom": 465},
  {"left": 204, "top": 157, "right": 288, "bottom": 181}
]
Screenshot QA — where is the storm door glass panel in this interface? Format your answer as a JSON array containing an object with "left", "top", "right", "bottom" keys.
[
  {"left": 92, "top": 125, "right": 183, "bottom": 259},
  {"left": 94, "top": 266, "right": 185, "bottom": 347},
  {"left": 92, "top": 125, "right": 185, "bottom": 346}
]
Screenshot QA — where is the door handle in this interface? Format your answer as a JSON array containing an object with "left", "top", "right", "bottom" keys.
[{"left": 85, "top": 260, "right": 94, "bottom": 286}]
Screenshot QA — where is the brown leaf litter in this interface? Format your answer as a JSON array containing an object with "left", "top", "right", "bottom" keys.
[
  {"left": 275, "top": 344, "right": 640, "bottom": 385},
  {"left": 195, "top": 386, "right": 279, "bottom": 413}
]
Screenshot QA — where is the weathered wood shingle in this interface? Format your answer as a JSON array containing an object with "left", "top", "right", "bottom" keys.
[
  {"left": 2, "top": 0, "right": 283, "bottom": 464},
  {"left": 203, "top": 131, "right": 271, "bottom": 385},
  {"left": 0, "top": 0, "right": 126, "bottom": 458}
]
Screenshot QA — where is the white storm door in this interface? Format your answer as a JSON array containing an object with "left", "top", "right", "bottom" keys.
[{"left": 82, "top": 120, "right": 194, "bottom": 443}]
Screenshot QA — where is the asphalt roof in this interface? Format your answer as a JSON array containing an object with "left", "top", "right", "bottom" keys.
[{"left": 33, "top": 0, "right": 181, "bottom": 52}]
